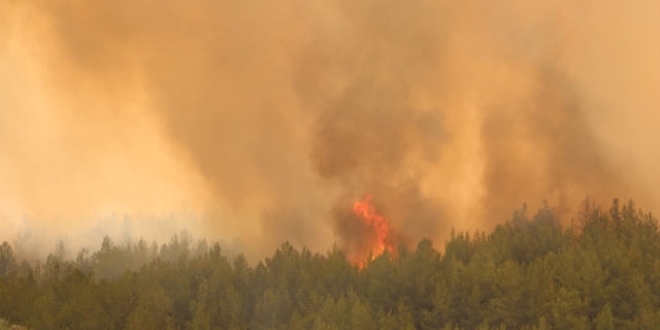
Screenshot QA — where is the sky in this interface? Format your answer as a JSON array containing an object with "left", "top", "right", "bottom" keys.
[{"left": 1, "top": 0, "right": 658, "bottom": 260}]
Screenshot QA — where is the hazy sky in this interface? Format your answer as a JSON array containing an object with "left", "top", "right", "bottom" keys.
[{"left": 1, "top": 0, "right": 658, "bottom": 259}]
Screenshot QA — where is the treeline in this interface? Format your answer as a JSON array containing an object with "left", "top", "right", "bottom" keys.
[{"left": 1, "top": 199, "right": 660, "bottom": 329}]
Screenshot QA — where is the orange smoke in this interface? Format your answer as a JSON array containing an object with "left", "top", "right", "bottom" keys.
[{"left": 351, "top": 194, "right": 396, "bottom": 266}]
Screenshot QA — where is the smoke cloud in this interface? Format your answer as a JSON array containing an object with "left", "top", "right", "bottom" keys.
[{"left": 1, "top": 0, "right": 658, "bottom": 259}]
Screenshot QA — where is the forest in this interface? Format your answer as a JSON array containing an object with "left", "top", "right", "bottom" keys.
[{"left": 1, "top": 199, "right": 660, "bottom": 330}]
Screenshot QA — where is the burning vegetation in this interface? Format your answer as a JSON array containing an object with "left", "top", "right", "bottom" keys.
[{"left": 349, "top": 194, "right": 397, "bottom": 266}]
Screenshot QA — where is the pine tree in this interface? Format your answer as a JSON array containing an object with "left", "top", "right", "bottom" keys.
[{"left": 594, "top": 303, "right": 615, "bottom": 330}]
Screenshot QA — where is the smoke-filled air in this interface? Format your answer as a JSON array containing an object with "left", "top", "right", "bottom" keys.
[{"left": 0, "top": 0, "right": 658, "bottom": 261}]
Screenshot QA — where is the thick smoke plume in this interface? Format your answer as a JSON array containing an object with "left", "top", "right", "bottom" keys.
[{"left": 1, "top": 0, "right": 658, "bottom": 259}]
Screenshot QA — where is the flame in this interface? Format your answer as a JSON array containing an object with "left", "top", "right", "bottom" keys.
[{"left": 351, "top": 194, "right": 395, "bottom": 266}]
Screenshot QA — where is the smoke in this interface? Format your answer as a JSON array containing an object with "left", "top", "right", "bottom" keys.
[{"left": 0, "top": 0, "right": 658, "bottom": 259}]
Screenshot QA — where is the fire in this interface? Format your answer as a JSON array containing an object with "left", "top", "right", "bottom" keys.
[{"left": 351, "top": 194, "right": 395, "bottom": 266}]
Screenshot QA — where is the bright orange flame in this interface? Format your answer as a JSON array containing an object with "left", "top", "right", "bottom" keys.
[{"left": 352, "top": 194, "right": 395, "bottom": 266}]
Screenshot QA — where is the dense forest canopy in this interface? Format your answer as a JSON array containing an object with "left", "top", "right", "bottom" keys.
[{"left": 1, "top": 199, "right": 659, "bottom": 329}]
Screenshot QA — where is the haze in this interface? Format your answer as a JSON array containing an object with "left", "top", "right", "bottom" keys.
[{"left": 0, "top": 0, "right": 658, "bottom": 260}]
